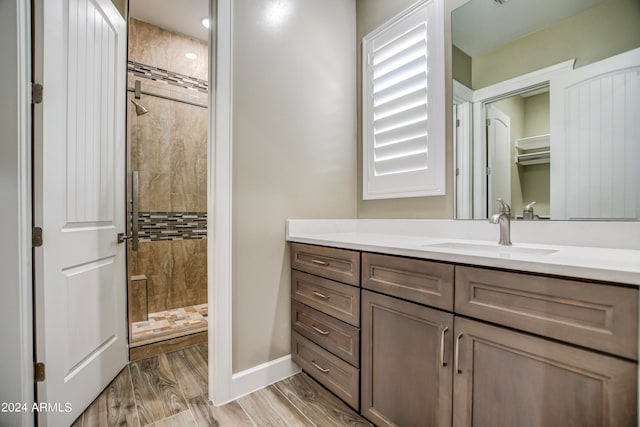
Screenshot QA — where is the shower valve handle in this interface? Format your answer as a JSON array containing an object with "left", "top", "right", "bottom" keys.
[{"left": 117, "top": 233, "right": 132, "bottom": 244}]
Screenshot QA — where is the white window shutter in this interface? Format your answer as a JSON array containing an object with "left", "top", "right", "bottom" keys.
[{"left": 362, "top": 0, "right": 445, "bottom": 199}]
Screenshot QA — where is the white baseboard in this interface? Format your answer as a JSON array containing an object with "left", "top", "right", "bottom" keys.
[{"left": 228, "top": 354, "right": 301, "bottom": 403}]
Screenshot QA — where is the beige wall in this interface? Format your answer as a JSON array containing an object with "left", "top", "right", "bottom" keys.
[
  {"left": 524, "top": 92, "right": 550, "bottom": 137},
  {"left": 452, "top": 45, "right": 472, "bottom": 88},
  {"left": 111, "top": 0, "right": 127, "bottom": 19},
  {"left": 356, "top": 0, "right": 454, "bottom": 219},
  {"left": 232, "top": 0, "right": 357, "bottom": 372},
  {"left": 472, "top": 0, "right": 640, "bottom": 88}
]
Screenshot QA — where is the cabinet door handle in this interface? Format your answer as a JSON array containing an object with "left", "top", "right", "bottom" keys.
[
  {"left": 312, "top": 291, "right": 330, "bottom": 299},
  {"left": 311, "top": 360, "right": 330, "bottom": 373},
  {"left": 311, "top": 325, "right": 330, "bottom": 335},
  {"left": 455, "top": 333, "right": 463, "bottom": 374},
  {"left": 440, "top": 326, "right": 449, "bottom": 367},
  {"left": 311, "top": 259, "right": 329, "bottom": 266}
]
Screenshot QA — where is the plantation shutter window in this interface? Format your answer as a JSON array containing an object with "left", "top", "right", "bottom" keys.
[{"left": 362, "top": 0, "right": 445, "bottom": 199}]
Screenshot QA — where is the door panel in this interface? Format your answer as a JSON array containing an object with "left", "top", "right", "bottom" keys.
[
  {"left": 550, "top": 48, "right": 640, "bottom": 219},
  {"left": 453, "top": 317, "right": 637, "bottom": 427},
  {"left": 486, "top": 105, "right": 511, "bottom": 215},
  {"left": 361, "top": 290, "right": 453, "bottom": 427},
  {"left": 34, "top": 0, "right": 127, "bottom": 424}
]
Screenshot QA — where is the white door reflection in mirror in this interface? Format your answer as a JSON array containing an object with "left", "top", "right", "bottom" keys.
[
  {"left": 486, "top": 105, "right": 511, "bottom": 217},
  {"left": 551, "top": 48, "right": 640, "bottom": 220}
]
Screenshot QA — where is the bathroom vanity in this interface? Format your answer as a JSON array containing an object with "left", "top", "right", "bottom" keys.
[{"left": 287, "top": 220, "right": 640, "bottom": 427}]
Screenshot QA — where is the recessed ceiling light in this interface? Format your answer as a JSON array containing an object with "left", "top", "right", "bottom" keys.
[
  {"left": 201, "top": 17, "right": 210, "bottom": 29},
  {"left": 185, "top": 52, "right": 198, "bottom": 60}
]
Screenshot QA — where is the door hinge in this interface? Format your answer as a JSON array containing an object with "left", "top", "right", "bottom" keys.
[
  {"left": 34, "top": 362, "right": 45, "bottom": 382},
  {"left": 486, "top": 167, "right": 492, "bottom": 175},
  {"left": 32, "top": 227, "right": 43, "bottom": 247},
  {"left": 455, "top": 119, "right": 460, "bottom": 128},
  {"left": 32, "top": 83, "right": 43, "bottom": 104},
  {"left": 486, "top": 118, "right": 491, "bottom": 126}
]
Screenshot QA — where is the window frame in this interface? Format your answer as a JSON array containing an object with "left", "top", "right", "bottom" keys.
[{"left": 362, "top": 0, "right": 446, "bottom": 200}]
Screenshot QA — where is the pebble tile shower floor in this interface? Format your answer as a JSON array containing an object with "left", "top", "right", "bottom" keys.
[{"left": 131, "top": 304, "right": 208, "bottom": 347}]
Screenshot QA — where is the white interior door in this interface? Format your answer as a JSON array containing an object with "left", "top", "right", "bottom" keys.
[
  {"left": 550, "top": 48, "right": 640, "bottom": 220},
  {"left": 454, "top": 102, "right": 473, "bottom": 219},
  {"left": 33, "top": 0, "right": 128, "bottom": 424},
  {"left": 486, "top": 105, "right": 512, "bottom": 215}
]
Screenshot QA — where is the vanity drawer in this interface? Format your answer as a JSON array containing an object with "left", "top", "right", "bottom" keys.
[
  {"left": 292, "top": 270, "right": 360, "bottom": 327},
  {"left": 292, "top": 331, "right": 360, "bottom": 410},
  {"left": 455, "top": 266, "right": 638, "bottom": 360},
  {"left": 291, "top": 243, "right": 360, "bottom": 286},
  {"left": 291, "top": 301, "right": 360, "bottom": 367},
  {"left": 362, "top": 253, "right": 454, "bottom": 311}
]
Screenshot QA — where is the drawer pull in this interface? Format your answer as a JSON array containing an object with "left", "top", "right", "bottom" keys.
[
  {"left": 440, "top": 326, "right": 449, "bottom": 367},
  {"left": 311, "top": 360, "right": 330, "bottom": 373},
  {"left": 311, "top": 259, "right": 329, "bottom": 266},
  {"left": 311, "top": 325, "right": 330, "bottom": 335},
  {"left": 312, "top": 291, "right": 330, "bottom": 299},
  {"left": 455, "top": 333, "right": 463, "bottom": 374}
]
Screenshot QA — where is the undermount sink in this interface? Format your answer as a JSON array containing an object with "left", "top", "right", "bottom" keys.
[{"left": 423, "top": 242, "right": 558, "bottom": 257}]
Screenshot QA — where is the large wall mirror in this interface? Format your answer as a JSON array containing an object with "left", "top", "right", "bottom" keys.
[{"left": 451, "top": 0, "right": 640, "bottom": 221}]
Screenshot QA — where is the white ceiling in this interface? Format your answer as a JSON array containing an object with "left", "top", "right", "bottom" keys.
[
  {"left": 452, "top": 0, "right": 606, "bottom": 57},
  {"left": 129, "top": 0, "right": 211, "bottom": 42}
]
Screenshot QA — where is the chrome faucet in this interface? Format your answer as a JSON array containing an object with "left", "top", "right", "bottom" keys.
[
  {"left": 489, "top": 198, "right": 512, "bottom": 246},
  {"left": 523, "top": 201, "right": 537, "bottom": 220}
]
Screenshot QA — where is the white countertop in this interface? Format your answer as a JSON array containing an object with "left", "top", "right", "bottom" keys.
[{"left": 286, "top": 219, "right": 640, "bottom": 285}]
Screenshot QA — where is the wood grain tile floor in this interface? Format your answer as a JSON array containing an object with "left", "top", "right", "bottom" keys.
[{"left": 72, "top": 344, "right": 372, "bottom": 427}]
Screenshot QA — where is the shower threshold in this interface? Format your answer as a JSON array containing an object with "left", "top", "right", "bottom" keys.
[{"left": 130, "top": 303, "right": 208, "bottom": 347}]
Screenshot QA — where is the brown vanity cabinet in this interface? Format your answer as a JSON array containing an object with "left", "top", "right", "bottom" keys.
[
  {"left": 455, "top": 266, "right": 638, "bottom": 360},
  {"left": 291, "top": 242, "right": 360, "bottom": 286},
  {"left": 361, "top": 290, "right": 453, "bottom": 427},
  {"left": 290, "top": 243, "right": 638, "bottom": 426},
  {"left": 452, "top": 316, "right": 637, "bottom": 427},
  {"left": 290, "top": 243, "right": 361, "bottom": 410}
]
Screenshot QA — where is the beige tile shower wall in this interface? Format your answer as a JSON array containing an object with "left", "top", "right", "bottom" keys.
[
  {"left": 129, "top": 240, "right": 207, "bottom": 314},
  {"left": 232, "top": 0, "right": 357, "bottom": 373},
  {"left": 128, "top": 18, "right": 208, "bottom": 81},
  {"left": 130, "top": 92, "right": 207, "bottom": 213},
  {"left": 127, "top": 19, "right": 208, "bottom": 313}
]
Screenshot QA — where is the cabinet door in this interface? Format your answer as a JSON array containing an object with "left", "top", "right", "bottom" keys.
[
  {"left": 453, "top": 317, "right": 637, "bottom": 427},
  {"left": 361, "top": 290, "right": 453, "bottom": 427}
]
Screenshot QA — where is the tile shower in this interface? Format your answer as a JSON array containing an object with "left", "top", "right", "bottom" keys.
[{"left": 126, "top": 18, "right": 208, "bottom": 351}]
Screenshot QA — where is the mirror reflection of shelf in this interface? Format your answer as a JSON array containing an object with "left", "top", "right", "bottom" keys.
[{"left": 515, "top": 134, "right": 550, "bottom": 165}]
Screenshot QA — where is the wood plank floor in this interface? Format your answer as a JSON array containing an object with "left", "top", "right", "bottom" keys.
[{"left": 72, "top": 344, "right": 372, "bottom": 426}]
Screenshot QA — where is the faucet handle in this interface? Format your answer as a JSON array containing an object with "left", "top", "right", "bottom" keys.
[
  {"left": 496, "top": 198, "right": 511, "bottom": 213},
  {"left": 524, "top": 201, "right": 537, "bottom": 211}
]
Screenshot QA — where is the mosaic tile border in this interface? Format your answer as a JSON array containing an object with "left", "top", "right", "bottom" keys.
[
  {"left": 128, "top": 60, "right": 208, "bottom": 93},
  {"left": 138, "top": 212, "right": 207, "bottom": 242}
]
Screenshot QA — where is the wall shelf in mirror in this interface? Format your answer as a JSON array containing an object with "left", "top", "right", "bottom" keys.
[
  {"left": 516, "top": 151, "right": 550, "bottom": 166},
  {"left": 515, "top": 134, "right": 550, "bottom": 165},
  {"left": 515, "top": 134, "right": 550, "bottom": 150}
]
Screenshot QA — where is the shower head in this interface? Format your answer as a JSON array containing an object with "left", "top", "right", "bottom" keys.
[{"left": 130, "top": 99, "right": 148, "bottom": 116}]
